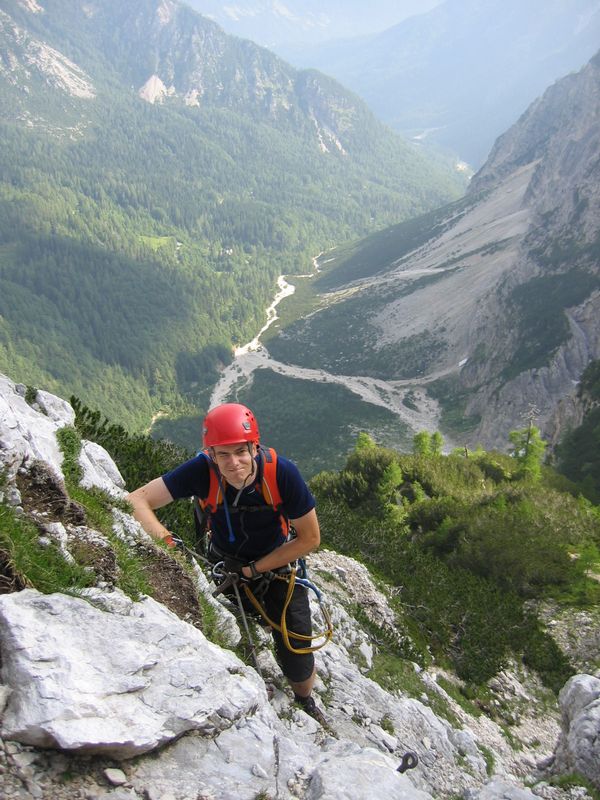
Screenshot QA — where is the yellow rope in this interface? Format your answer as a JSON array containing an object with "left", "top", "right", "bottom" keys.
[{"left": 242, "top": 572, "right": 334, "bottom": 655}]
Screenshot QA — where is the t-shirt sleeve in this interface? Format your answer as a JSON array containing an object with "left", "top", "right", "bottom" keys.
[
  {"left": 277, "top": 456, "right": 316, "bottom": 520},
  {"left": 162, "top": 454, "right": 210, "bottom": 500}
]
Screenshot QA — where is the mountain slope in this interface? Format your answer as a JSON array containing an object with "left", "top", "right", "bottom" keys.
[
  {"left": 284, "top": 0, "right": 600, "bottom": 167},
  {"left": 1, "top": 372, "right": 599, "bottom": 798},
  {"left": 0, "top": 0, "right": 464, "bottom": 430},
  {"left": 263, "top": 50, "right": 600, "bottom": 453}
]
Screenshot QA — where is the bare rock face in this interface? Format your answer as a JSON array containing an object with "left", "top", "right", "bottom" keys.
[
  {"left": 472, "top": 53, "right": 600, "bottom": 231},
  {"left": 465, "top": 289, "right": 600, "bottom": 449},
  {"left": 138, "top": 73, "right": 172, "bottom": 103},
  {"left": 0, "top": 586, "right": 433, "bottom": 798},
  {"left": 0, "top": 587, "right": 265, "bottom": 759},
  {"left": 0, "top": 373, "right": 125, "bottom": 497},
  {"left": 464, "top": 778, "right": 539, "bottom": 800},
  {"left": 79, "top": 439, "right": 126, "bottom": 498},
  {"left": 0, "top": 374, "right": 68, "bottom": 483},
  {"left": 461, "top": 52, "right": 600, "bottom": 449},
  {"left": 552, "top": 675, "right": 600, "bottom": 789},
  {"left": 0, "top": 8, "right": 96, "bottom": 98}
]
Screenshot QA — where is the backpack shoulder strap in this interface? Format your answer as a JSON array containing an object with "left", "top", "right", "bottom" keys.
[
  {"left": 258, "top": 446, "right": 290, "bottom": 541},
  {"left": 258, "top": 446, "right": 283, "bottom": 510},
  {"left": 197, "top": 446, "right": 287, "bottom": 523},
  {"left": 198, "top": 449, "right": 224, "bottom": 514}
]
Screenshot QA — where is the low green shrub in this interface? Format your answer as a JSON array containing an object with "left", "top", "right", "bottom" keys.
[
  {"left": 520, "top": 616, "right": 575, "bottom": 693},
  {"left": 549, "top": 773, "right": 600, "bottom": 800},
  {"left": 312, "top": 436, "right": 597, "bottom": 689}
]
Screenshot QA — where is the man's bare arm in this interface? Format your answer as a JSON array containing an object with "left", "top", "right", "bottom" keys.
[{"left": 127, "top": 478, "right": 174, "bottom": 542}]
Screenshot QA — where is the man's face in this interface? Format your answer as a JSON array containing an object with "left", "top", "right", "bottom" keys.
[{"left": 211, "top": 441, "right": 256, "bottom": 486}]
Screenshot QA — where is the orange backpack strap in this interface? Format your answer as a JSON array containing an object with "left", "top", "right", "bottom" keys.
[
  {"left": 197, "top": 446, "right": 290, "bottom": 539},
  {"left": 259, "top": 446, "right": 290, "bottom": 540},
  {"left": 198, "top": 450, "right": 223, "bottom": 514},
  {"left": 259, "top": 446, "right": 282, "bottom": 509}
]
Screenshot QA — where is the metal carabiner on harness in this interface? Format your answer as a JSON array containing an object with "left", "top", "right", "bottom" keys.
[{"left": 211, "top": 561, "right": 241, "bottom": 597}]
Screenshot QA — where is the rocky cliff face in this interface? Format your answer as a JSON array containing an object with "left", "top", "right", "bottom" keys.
[
  {"left": 0, "top": 8, "right": 96, "bottom": 99},
  {"left": 286, "top": 49, "right": 600, "bottom": 453},
  {"left": 460, "top": 51, "right": 600, "bottom": 449},
  {"left": 1, "top": 377, "right": 600, "bottom": 798}
]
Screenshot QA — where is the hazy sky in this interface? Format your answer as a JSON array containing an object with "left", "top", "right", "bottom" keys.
[{"left": 184, "top": 0, "right": 443, "bottom": 47}]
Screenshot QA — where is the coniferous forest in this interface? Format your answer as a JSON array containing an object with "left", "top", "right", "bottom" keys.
[{"left": 0, "top": 0, "right": 465, "bottom": 431}]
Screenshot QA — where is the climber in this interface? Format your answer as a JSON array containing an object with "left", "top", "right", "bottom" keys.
[{"left": 127, "top": 402, "right": 327, "bottom": 724}]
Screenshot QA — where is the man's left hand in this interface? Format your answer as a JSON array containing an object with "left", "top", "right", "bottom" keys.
[{"left": 222, "top": 555, "right": 245, "bottom": 575}]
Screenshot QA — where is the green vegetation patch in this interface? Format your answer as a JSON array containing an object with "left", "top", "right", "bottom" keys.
[
  {"left": 311, "top": 438, "right": 593, "bottom": 689},
  {"left": 56, "top": 426, "right": 155, "bottom": 598},
  {"left": 0, "top": 498, "right": 94, "bottom": 595},
  {"left": 548, "top": 773, "right": 600, "bottom": 800},
  {"left": 368, "top": 652, "right": 461, "bottom": 727},
  {"left": 231, "top": 368, "right": 411, "bottom": 478},
  {"left": 557, "top": 360, "right": 600, "bottom": 503},
  {"left": 427, "top": 375, "right": 482, "bottom": 437},
  {"left": 139, "top": 234, "right": 177, "bottom": 252},
  {"left": 504, "top": 270, "right": 600, "bottom": 380},
  {"left": 579, "top": 359, "right": 600, "bottom": 401},
  {"left": 268, "top": 274, "right": 449, "bottom": 380}
]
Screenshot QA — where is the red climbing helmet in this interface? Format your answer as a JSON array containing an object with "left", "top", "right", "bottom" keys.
[{"left": 202, "top": 403, "right": 260, "bottom": 448}]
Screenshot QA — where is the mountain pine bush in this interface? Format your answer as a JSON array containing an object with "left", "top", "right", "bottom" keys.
[{"left": 312, "top": 434, "right": 600, "bottom": 687}]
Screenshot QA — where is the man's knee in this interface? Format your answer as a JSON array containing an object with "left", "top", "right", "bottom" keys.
[{"left": 278, "top": 650, "right": 315, "bottom": 683}]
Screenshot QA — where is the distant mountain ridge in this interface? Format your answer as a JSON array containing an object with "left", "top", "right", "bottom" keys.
[
  {"left": 183, "top": 0, "right": 442, "bottom": 48},
  {"left": 2, "top": 0, "right": 383, "bottom": 137},
  {"left": 284, "top": 0, "right": 600, "bottom": 167},
  {"left": 0, "top": 0, "right": 463, "bottom": 432}
]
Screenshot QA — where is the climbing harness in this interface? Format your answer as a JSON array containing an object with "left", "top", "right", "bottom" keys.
[
  {"left": 211, "top": 559, "right": 334, "bottom": 655},
  {"left": 167, "top": 536, "right": 333, "bottom": 671},
  {"left": 239, "top": 567, "right": 334, "bottom": 655}
]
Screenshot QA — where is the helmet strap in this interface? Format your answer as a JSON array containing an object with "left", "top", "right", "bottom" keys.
[{"left": 232, "top": 454, "right": 257, "bottom": 507}]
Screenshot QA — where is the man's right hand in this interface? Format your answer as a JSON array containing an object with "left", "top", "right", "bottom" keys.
[
  {"left": 223, "top": 555, "right": 245, "bottom": 574},
  {"left": 163, "top": 533, "right": 184, "bottom": 551}
]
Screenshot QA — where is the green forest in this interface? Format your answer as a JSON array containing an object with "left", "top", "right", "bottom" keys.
[
  {"left": 0, "top": 0, "right": 465, "bottom": 433},
  {"left": 0, "top": 98, "right": 461, "bottom": 430}
]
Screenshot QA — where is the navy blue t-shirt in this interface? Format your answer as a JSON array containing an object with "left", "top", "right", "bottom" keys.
[{"left": 162, "top": 450, "right": 315, "bottom": 560}]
